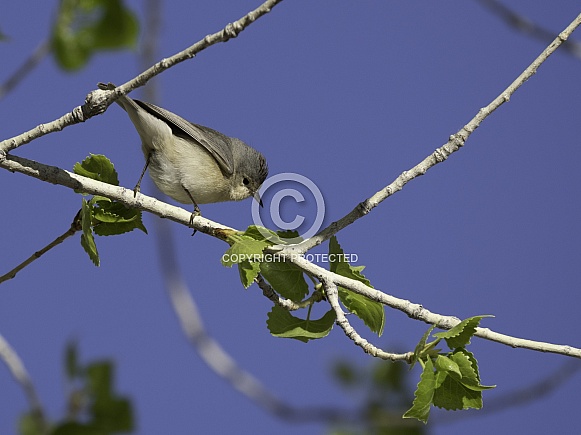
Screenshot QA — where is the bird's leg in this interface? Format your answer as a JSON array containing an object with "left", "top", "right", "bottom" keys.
[
  {"left": 134, "top": 153, "right": 151, "bottom": 197},
  {"left": 182, "top": 185, "right": 201, "bottom": 235}
]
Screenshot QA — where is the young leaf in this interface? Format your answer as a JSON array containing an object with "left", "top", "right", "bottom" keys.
[
  {"left": 260, "top": 260, "right": 309, "bottom": 302},
  {"left": 241, "top": 225, "right": 281, "bottom": 244},
  {"left": 433, "top": 315, "right": 493, "bottom": 349},
  {"left": 221, "top": 234, "right": 269, "bottom": 267},
  {"left": 80, "top": 199, "right": 99, "bottom": 266},
  {"left": 432, "top": 349, "right": 495, "bottom": 411},
  {"left": 435, "top": 355, "right": 461, "bottom": 378},
  {"left": 73, "top": 154, "right": 119, "bottom": 186},
  {"left": 238, "top": 260, "right": 261, "bottom": 289},
  {"left": 92, "top": 202, "right": 147, "bottom": 235},
  {"left": 266, "top": 305, "right": 336, "bottom": 342},
  {"left": 329, "top": 236, "right": 385, "bottom": 336},
  {"left": 432, "top": 370, "right": 481, "bottom": 411},
  {"left": 410, "top": 324, "right": 437, "bottom": 369},
  {"left": 403, "top": 357, "right": 436, "bottom": 423},
  {"left": 450, "top": 349, "right": 495, "bottom": 391},
  {"left": 337, "top": 288, "right": 385, "bottom": 336}
]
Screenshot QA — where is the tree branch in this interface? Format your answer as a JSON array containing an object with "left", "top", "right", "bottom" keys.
[
  {"left": 0, "top": 0, "right": 284, "bottom": 154},
  {"left": 323, "top": 279, "right": 413, "bottom": 362},
  {"left": 290, "top": 255, "right": 581, "bottom": 359},
  {"left": 0, "top": 40, "right": 50, "bottom": 101},
  {"left": 0, "top": 154, "right": 236, "bottom": 239},
  {"left": 291, "top": 10, "right": 581, "bottom": 254},
  {"left": 0, "top": 211, "right": 81, "bottom": 284}
]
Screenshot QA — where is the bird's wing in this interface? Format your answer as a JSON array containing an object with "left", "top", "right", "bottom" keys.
[{"left": 134, "top": 99, "right": 235, "bottom": 176}]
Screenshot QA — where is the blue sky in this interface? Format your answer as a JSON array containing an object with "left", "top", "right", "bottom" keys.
[{"left": 1, "top": 1, "right": 581, "bottom": 434}]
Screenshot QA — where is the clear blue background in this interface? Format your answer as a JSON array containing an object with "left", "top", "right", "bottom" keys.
[{"left": 1, "top": 1, "right": 580, "bottom": 434}]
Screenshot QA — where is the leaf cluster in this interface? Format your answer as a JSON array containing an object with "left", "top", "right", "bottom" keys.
[
  {"left": 222, "top": 228, "right": 384, "bottom": 342},
  {"left": 74, "top": 154, "right": 147, "bottom": 266},
  {"left": 403, "top": 316, "right": 495, "bottom": 423}
]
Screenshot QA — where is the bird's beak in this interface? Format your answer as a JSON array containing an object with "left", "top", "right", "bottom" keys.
[{"left": 253, "top": 190, "right": 263, "bottom": 207}]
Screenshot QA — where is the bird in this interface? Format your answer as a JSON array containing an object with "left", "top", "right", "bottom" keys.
[{"left": 97, "top": 82, "right": 268, "bottom": 225}]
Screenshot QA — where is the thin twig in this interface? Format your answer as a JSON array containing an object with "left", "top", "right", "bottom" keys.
[
  {"left": 323, "top": 279, "right": 413, "bottom": 362},
  {"left": 0, "top": 211, "right": 82, "bottom": 285},
  {"left": 0, "top": 40, "right": 50, "bottom": 101},
  {"left": 141, "top": 0, "right": 162, "bottom": 103},
  {"left": 475, "top": 0, "right": 581, "bottom": 59},
  {"left": 0, "top": 333, "right": 46, "bottom": 432}
]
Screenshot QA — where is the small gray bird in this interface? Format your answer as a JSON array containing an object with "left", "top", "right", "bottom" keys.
[{"left": 98, "top": 83, "right": 268, "bottom": 222}]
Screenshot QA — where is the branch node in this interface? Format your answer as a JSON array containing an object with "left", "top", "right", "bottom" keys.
[
  {"left": 358, "top": 199, "right": 373, "bottom": 216},
  {"left": 223, "top": 22, "right": 240, "bottom": 39},
  {"left": 433, "top": 147, "right": 448, "bottom": 163},
  {"left": 80, "top": 88, "right": 110, "bottom": 121}
]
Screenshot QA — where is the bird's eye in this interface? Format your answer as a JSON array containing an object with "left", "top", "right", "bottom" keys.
[{"left": 242, "top": 177, "right": 250, "bottom": 186}]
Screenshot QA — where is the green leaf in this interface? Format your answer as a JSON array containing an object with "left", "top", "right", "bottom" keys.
[
  {"left": 260, "top": 260, "right": 309, "bottom": 302},
  {"left": 276, "top": 229, "right": 303, "bottom": 243},
  {"left": 51, "top": 0, "right": 139, "bottom": 71},
  {"left": 80, "top": 198, "right": 99, "bottom": 266},
  {"left": 450, "top": 349, "right": 495, "bottom": 391},
  {"left": 240, "top": 225, "right": 279, "bottom": 244},
  {"left": 403, "top": 357, "right": 436, "bottom": 423},
  {"left": 221, "top": 234, "right": 269, "bottom": 267},
  {"left": 433, "top": 315, "right": 493, "bottom": 349},
  {"left": 73, "top": 154, "right": 119, "bottom": 186},
  {"left": 238, "top": 226, "right": 302, "bottom": 245},
  {"left": 238, "top": 260, "right": 261, "bottom": 289},
  {"left": 432, "top": 349, "right": 495, "bottom": 411},
  {"left": 435, "top": 355, "right": 461, "bottom": 378},
  {"left": 432, "top": 370, "right": 481, "bottom": 411},
  {"left": 74, "top": 155, "right": 148, "bottom": 237},
  {"left": 337, "top": 288, "right": 385, "bottom": 336},
  {"left": 329, "top": 236, "right": 384, "bottom": 336},
  {"left": 92, "top": 202, "right": 147, "bottom": 235},
  {"left": 266, "top": 305, "right": 336, "bottom": 342},
  {"left": 410, "top": 324, "right": 437, "bottom": 369}
]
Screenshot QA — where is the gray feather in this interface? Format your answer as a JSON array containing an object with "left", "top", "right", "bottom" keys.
[{"left": 133, "top": 99, "right": 235, "bottom": 176}]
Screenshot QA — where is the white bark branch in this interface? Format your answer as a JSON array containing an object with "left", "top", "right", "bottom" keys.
[
  {"left": 323, "top": 279, "right": 413, "bottom": 362},
  {"left": 291, "top": 10, "right": 581, "bottom": 254},
  {"left": 0, "top": 0, "right": 284, "bottom": 154}
]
